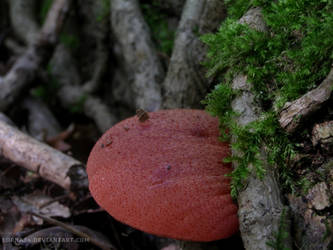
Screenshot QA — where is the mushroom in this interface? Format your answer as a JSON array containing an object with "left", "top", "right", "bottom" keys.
[{"left": 87, "top": 109, "right": 238, "bottom": 246}]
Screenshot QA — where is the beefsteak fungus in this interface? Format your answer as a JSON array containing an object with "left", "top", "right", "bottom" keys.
[{"left": 87, "top": 109, "right": 238, "bottom": 242}]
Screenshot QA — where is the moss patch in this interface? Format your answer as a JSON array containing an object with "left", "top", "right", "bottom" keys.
[{"left": 201, "top": 0, "right": 333, "bottom": 197}]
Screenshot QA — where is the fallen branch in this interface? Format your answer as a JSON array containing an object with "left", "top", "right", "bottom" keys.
[
  {"left": 279, "top": 65, "right": 333, "bottom": 133},
  {"left": 0, "top": 120, "right": 87, "bottom": 191},
  {"left": 162, "top": 0, "right": 226, "bottom": 109},
  {"left": 111, "top": 0, "right": 164, "bottom": 111},
  {"left": 0, "top": 0, "right": 72, "bottom": 111},
  {"left": 231, "top": 8, "right": 292, "bottom": 250}
]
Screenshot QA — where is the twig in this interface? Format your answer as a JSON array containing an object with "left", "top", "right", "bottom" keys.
[
  {"left": 279, "top": 65, "right": 333, "bottom": 133},
  {"left": 0, "top": 120, "right": 87, "bottom": 191}
]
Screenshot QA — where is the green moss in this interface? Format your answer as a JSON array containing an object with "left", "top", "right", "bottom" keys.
[
  {"left": 201, "top": 0, "right": 333, "bottom": 197},
  {"left": 296, "top": 177, "right": 313, "bottom": 195},
  {"left": 141, "top": 3, "right": 175, "bottom": 55}
]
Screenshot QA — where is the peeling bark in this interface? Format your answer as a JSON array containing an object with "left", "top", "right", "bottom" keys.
[
  {"left": 111, "top": 0, "right": 164, "bottom": 111},
  {"left": 0, "top": 120, "right": 87, "bottom": 191},
  {"left": 0, "top": 0, "right": 72, "bottom": 111},
  {"left": 231, "top": 9, "right": 292, "bottom": 250},
  {"left": 162, "top": 0, "right": 226, "bottom": 109},
  {"left": 279, "top": 66, "right": 333, "bottom": 134}
]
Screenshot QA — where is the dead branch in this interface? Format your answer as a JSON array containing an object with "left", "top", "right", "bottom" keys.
[
  {"left": 279, "top": 65, "right": 333, "bottom": 133},
  {"left": 0, "top": 0, "right": 73, "bottom": 112},
  {"left": 231, "top": 8, "right": 292, "bottom": 250},
  {"left": 162, "top": 0, "right": 226, "bottom": 109},
  {"left": 0, "top": 120, "right": 87, "bottom": 191},
  {"left": 9, "top": 0, "right": 39, "bottom": 45},
  {"left": 111, "top": 0, "right": 164, "bottom": 111}
]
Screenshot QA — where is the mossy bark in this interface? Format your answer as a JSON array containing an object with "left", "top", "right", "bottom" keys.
[{"left": 231, "top": 9, "right": 292, "bottom": 250}]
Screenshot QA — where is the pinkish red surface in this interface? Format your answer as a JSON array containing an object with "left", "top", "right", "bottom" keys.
[{"left": 87, "top": 109, "right": 239, "bottom": 241}]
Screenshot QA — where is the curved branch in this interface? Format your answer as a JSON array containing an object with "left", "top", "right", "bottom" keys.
[
  {"left": 279, "top": 65, "right": 333, "bottom": 133},
  {"left": 111, "top": 0, "right": 164, "bottom": 111}
]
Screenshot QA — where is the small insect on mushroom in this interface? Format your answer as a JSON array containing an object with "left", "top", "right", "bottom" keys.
[{"left": 136, "top": 108, "right": 149, "bottom": 122}]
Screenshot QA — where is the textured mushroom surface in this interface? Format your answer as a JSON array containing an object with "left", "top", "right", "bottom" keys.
[{"left": 87, "top": 109, "right": 238, "bottom": 241}]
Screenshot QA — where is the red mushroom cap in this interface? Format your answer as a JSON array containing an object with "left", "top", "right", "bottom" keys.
[{"left": 87, "top": 109, "right": 238, "bottom": 242}]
